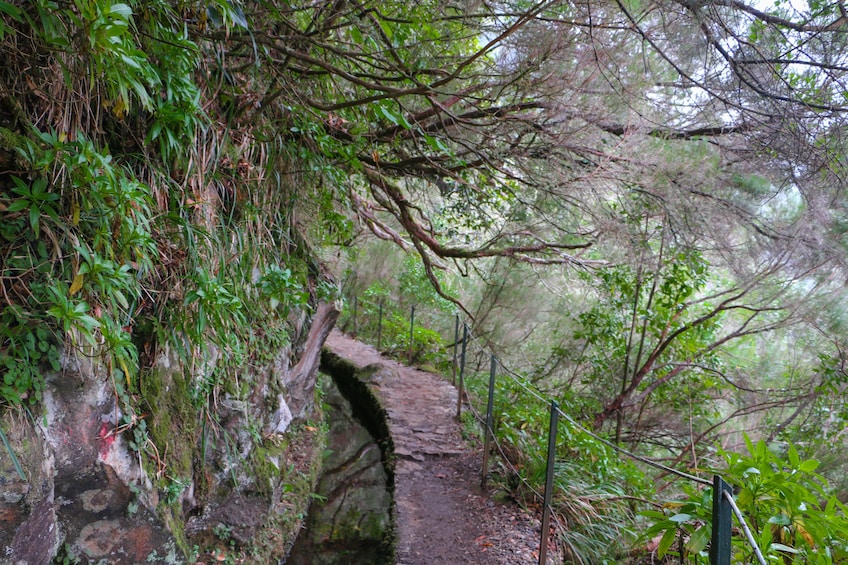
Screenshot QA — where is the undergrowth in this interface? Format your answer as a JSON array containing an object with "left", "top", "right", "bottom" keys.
[
  {"left": 337, "top": 276, "right": 848, "bottom": 564},
  {"left": 0, "top": 2, "right": 345, "bottom": 558}
]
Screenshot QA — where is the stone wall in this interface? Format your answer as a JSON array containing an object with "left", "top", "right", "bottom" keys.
[
  {"left": 0, "top": 303, "right": 338, "bottom": 564},
  {"left": 286, "top": 377, "right": 392, "bottom": 564}
]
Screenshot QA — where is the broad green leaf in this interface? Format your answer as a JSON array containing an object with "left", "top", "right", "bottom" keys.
[
  {"left": 31, "top": 178, "right": 48, "bottom": 195},
  {"left": 109, "top": 4, "right": 133, "bottom": 19},
  {"left": 669, "top": 513, "right": 692, "bottom": 523},
  {"left": 770, "top": 543, "right": 800, "bottom": 554},
  {"left": 639, "top": 510, "right": 669, "bottom": 520},
  {"left": 29, "top": 207, "right": 40, "bottom": 236},
  {"left": 230, "top": 4, "right": 248, "bottom": 28},
  {"left": 686, "top": 525, "right": 710, "bottom": 554},
  {"left": 768, "top": 514, "right": 791, "bottom": 525},
  {"left": 376, "top": 104, "right": 399, "bottom": 126},
  {"left": 657, "top": 527, "right": 677, "bottom": 558},
  {"left": 207, "top": 5, "right": 222, "bottom": 26},
  {"left": 743, "top": 434, "right": 756, "bottom": 456},
  {"left": 113, "top": 290, "right": 129, "bottom": 310},
  {"left": 825, "top": 496, "right": 838, "bottom": 514},
  {"left": 0, "top": 1, "right": 23, "bottom": 21},
  {"left": 104, "top": 23, "right": 128, "bottom": 37},
  {"left": 424, "top": 134, "right": 449, "bottom": 153},
  {"left": 798, "top": 459, "right": 819, "bottom": 473},
  {"left": 787, "top": 444, "right": 800, "bottom": 467},
  {"left": 376, "top": 104, "right": 412, "bottom": 129}
]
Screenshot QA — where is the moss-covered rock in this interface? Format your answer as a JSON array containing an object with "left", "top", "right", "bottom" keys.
[
  {"left": 0, "top": 302, "right": 338, "bottom": 563},
  {"left": 287, "top": 370, "right": 395, "bottom": 564}
]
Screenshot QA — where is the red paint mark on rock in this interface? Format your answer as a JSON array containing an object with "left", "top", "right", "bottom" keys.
[{"left": 98, "top": 423, "right": 116, "bottom": 460}]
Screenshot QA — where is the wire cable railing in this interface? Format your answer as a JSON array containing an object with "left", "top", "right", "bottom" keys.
[{"left": 339, "top": 293, "right": 766, "bottom": 565}]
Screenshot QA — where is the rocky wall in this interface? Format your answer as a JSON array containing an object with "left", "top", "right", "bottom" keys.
[
  {"left": 286, "top": 376, "right": 392, "bottom": 564},
  {"left": 0, "top": 303, "right": 338, "bottom": 564}
]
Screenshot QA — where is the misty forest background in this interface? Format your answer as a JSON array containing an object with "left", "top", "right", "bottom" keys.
[{"left": 3, "top": 0, "right": 848, "bottom": 562}]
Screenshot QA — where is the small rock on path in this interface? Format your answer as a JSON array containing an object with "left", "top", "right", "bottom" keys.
[{"left": 324, "top": 329, "right": 558, "bottom": 565}]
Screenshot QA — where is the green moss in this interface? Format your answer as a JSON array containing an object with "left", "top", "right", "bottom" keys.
[
  {"left": 141, "top": 363, "right": 197, "bottom": 477},
  {"left": 138, "top": 360, "right": 200, "bottom": 557},
  {"left": 247, "top": 442, "right": 282, "bottom": 498},
  {"left": 0, "top": 126, "right": 32, "bottom": 159},
  {"left": 134, "top": 315, "right": 329, "bottom": 561},
  {"left": 227, "top": 417, "right": 328, "bottom": 564},
  {"left": 156, "top": 511, "right": 189, "bottom": 562}
]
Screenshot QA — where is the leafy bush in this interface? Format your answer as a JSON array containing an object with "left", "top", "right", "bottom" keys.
[
  {"left": 640, "top": 436, "right": 848, "bottom": 564},
  {"left": 1, "top": 131, "right": 156, "bottom": 406},
  {"left": 460, "top": 374, "right": 646, "bottom": 564},
  {"left": 259, "top": 265, "right": 309, "bottom": 315},
  {"left": 380, "top": 313, "right": 444, "bottom": 365},
  {"left": 341, "top": 282, "right": 450, "bottom": 366}
]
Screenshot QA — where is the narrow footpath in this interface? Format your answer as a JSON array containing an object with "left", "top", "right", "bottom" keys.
[{"left": 323, "top": 329, "right": 558, "bottom": 564}]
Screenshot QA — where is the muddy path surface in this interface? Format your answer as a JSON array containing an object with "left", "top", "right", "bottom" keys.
[{"left": 323, "top": 329, "right": 558, "bottom": 565}]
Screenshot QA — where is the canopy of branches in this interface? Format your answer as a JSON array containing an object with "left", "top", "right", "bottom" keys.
[{"left": 2, "top": 0, "right": 848, "bottom": 562}]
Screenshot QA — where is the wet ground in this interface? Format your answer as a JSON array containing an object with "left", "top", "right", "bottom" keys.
[{"left": 324, "top": 329, "right": 559, "bottom": 564}]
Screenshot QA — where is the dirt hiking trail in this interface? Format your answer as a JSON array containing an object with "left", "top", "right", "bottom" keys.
[{"left": 324, "top": 329, "right": 559, "bottom": 564}]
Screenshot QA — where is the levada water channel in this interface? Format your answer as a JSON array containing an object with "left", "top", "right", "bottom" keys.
[{"left": 285, "top": 368, "right": 394, "bottom": 564}]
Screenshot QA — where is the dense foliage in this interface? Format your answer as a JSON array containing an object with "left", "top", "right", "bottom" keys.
[
  {"left": 3, "top": 0, "right": 848, "bottom": 562},
  {"left": 0, "top": 4, "right": 330, "bottom": 559}
]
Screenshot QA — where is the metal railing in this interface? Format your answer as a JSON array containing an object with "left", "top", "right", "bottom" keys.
[{"left": 341, "top": 293, "right": 766, "bottom": 565}]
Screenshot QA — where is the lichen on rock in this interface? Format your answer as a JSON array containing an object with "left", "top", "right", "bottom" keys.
[{"left": 1, "top": 301, "right": 338, "bottom": 563}]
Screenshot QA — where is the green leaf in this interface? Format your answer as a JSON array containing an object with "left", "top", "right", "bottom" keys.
[
  {"left": 113, "top": 290, "right": 129, "bottom": 310},
  {"left": 787, "top": 444, "right": 800, "bottom": 467},
  {"left": 0, "top": 426, "right": 26, "bottom": 480},
  {"left": 119, "top": 52, "right": 143, "bottom": 70},
  {"left": 669, "top": 513, "right": 692, "bottom": 523},
  {"left": 798, "top": 459, "right": 819, "bottom": 473},
  {"left": 206, "top": 5, "right": 222, "bottom": 26},
  {"left": 686, "top": 525, "right": 710, "bottom": 554},
  {"left": 31, "top": 178, "right": 48, "bottom": 196},
  {"left": 78, "top": 313, "right": 101, "bottom": 330},
  {"left": 29, "top": 207, "right": 40, "bottom": 236},
  {"left": 375, "top": 104, "right": 398, "bottom": 125},
  {"left": 7, "top": 200, "right": 29, "bottom": 212},
  {"left": 770, "top": 542, "right": 800, "bottom": 554},
  {"left": 424, "top": 134, "right": 449, "bottom": 153},
  {"left": 375, "top": 104, "right": 412, "bottom": 129},
  {"left": 109, "top": 4, "right": 133, "bottom": 19},
  {"left": 104, "top": 22, "right": 129, "bottom": 37},
  {"left": 768, "top": 514, "right": 791, "bottom": 525},
  {"left": 0, "top": 1, "right": 24, "bottom": 21},
  {"left": 743, "top": 433, "right": 756, "bottom": 456},
  {"left": 230, "top": 4, "right": 248, "bottom": 28},
  {"left": 657, "top": 527, "right": 677, "bottom": 558}
]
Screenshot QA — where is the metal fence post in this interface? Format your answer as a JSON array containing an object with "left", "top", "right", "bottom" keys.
[
  {"left": 452, "top": 314, "right": 459, "bottom": 386},
  {"left": 408, "top": 305, "right": 416, "bottom": 364},
  {"left": 539, "top": 400, "right": 559, "bottom": 565},
  {"left": 456, "top": 324, "right": 468, "bottom": 419},
  {"left": 481, "top": 355, "right": 497, "bottom": 488},
  {"left": 710, "top": 475, "right": 733, "bottom": 565},
  {"left": 351, "top": 295, "right": 358, "bottom": 338},
  {"left": 376, "top": 300, "right": 383, "bottom": 351}
]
